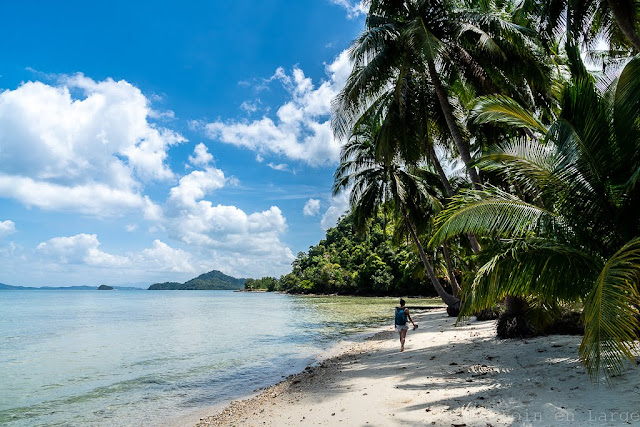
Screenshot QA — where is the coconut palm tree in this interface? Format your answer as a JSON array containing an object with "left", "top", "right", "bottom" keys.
[
  {"left": 430, "top": 56, "right": 640, "bottom": 379},
  {"left": 528, "top": 0, "right": 640, "bottom": 53},
  {"left": 333, "top": 115, "right": 461, "bottom": 310},
  {"left": 334, "top": 0, "right": 552, "bottom": 191}
]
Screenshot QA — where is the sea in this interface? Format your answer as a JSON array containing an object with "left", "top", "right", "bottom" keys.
[{"left": 0, "top": 290, "right": 424, "bottom": 426}]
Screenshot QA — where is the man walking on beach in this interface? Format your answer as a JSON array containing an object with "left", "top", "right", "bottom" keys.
[{"left": 395, "top": 299, "right": 416, "bottom": 351}]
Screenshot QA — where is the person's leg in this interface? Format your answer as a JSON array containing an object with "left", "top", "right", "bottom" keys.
[{"left": 400, "top": 329, "right": 407, "bottom": 351}]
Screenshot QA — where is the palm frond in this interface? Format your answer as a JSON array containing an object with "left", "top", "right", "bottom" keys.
[
  {"left": 469, "top": 94, "right": 547, "bottom": 133},
  {"left": 430, "top": 187, "right": 562, "bottom": 248},
  {"left": 460, "top": 238, "right": 598, "bottom": 315},
  {"left": 580, "top": 236, "right": 640, "bottom": 381},
  {"left": 613, "top": 56, "right": 640, "bottom": 185}
]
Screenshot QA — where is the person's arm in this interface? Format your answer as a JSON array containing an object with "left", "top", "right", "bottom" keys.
[{"left": 405, "top": 308, "right": 416, "bottom": 326}]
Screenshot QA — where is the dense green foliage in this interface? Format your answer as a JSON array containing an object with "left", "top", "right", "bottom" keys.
[
  {"left": 268, "top": 213, "right": 446, "bottom": 297},
  {"left": 432, "top": 58, "right": 640, "bottom": 378},
  {"left": 326, "top": 0, "right": 640, "bottom": 378},
  {"left": 244, "top": 277, "right": 279, "bottom": 291},
  {"left": 148, "top": 270, "right": 246, "bottom": 290}
]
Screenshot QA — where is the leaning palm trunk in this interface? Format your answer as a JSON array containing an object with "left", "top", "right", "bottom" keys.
[
  {"left": 427, "top": 59, "right": 481, "bottom": 190},
  {"left": 442, "top": 244, "right": 461, "bottom": 297},
  {"left": 430, "top": 145, "right": 481, "bottom": 253},
  {"left": 404, "top": 211, "right": 460, "bottom": 309}
]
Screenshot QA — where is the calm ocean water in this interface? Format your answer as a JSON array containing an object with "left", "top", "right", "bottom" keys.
[{"left": 0, "top": 290, "right": 417, "bottom": 426}]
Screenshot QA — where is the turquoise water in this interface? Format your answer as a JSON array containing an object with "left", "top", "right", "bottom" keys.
[{"left": 0, "top": 291, "right": 431, "bottom": 426}]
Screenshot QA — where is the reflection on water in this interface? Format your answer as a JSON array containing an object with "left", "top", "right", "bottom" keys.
[{"left": 0, "top": 291, "right": 438, "bottom": 426}]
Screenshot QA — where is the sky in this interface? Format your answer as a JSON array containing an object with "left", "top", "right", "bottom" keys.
[{"left": 0, "top": 0, "right": 367, "bottom": 287}]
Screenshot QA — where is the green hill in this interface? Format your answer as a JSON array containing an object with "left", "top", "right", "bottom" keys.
[{"left": 148, "top": 270, "right": 245, "bottom": 290}]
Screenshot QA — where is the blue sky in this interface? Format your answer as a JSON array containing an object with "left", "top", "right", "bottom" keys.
[{"left": 0, "top": 0, "right": 366, "bottom": 287}]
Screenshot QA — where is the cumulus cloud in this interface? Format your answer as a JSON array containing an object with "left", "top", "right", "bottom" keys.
[
  {"left": 321, "top": 191, "right": 350, "bottom": 229},
  {"left": 37, "top": 234, "right": 130, "bottom": 267},
  {"left": 0, "top": 175, "right": 162, "bottom": 217},
  {"left": 204, "top": 50, "right": 353, "bottom": 166},
  {"left": 188, "top": 142, "right": 214, "bottom": 167},
  {"left": 303, "top": 199, "right": 321, "bottom": 216},
  {"left": 165, "top": 202, "right": 295, "bottom": 276},
  {"left": 0, "top": 220, "right": 16, "bottom": 238},
  {"left": 329, "top": 0, "right": 367, "bottom": 18},
  {"left": 169, "top": 167, "right": 226, "bottom": 207},
  {"left": 0, "top": 74, "right": 185, "bottom": 215},
  {"left": 138, "top": 240, "right": 195, "bottom": 273},
  {"left": 36, "top": 233, "right": 195, "bottom": 273},
  {"left": 163, "top": 165, "right": 295, "bottom": 277}
]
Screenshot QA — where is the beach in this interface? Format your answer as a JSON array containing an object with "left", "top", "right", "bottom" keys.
[{"left": 195, "top": 309, "right": 640, "bottom": 426}]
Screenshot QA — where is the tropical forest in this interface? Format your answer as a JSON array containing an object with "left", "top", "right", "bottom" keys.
[{"left": 246, "top": 0, "right": 640, "bottom": 381}]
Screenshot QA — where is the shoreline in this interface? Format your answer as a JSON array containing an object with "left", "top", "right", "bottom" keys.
[
  {"left": 193, "top": 309, "right": 640, "bottom": 426},
  {"left": 171, "top": 313, "right": 404, "bottom": 427}
]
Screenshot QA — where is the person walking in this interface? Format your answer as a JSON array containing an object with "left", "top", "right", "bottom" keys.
[{"left": 395, "top": 298, "right": 417, "bottom": 351}]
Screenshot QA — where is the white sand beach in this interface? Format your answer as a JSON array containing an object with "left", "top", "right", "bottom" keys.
[{"left": 195, "top": 309, "right": 640, "bottom": 426}]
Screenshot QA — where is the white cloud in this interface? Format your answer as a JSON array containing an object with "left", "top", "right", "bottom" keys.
[
  {"left": 125, "top": 224, "right": 138, "bottom": 232},
  {"left": 303, "top": 198, "right": 321, "bottom": 216},
  {"left": 0, "top": 174, "right": 163, "bottom": 217},
  {"left": 0, "top": 220, "right": 16, "bottom": 238},
  {"left": 0, "top": 74, "right": 185, "bottom": 216},
  {"left": 165, "top": 202, "right": 295, "bottom": 277},
  {"left": 267, "top": 162, "right": 291, "bottom": 172},
  {"left": 329, "top": 0, "right": 367, "bottom": 19},
  {"left": 188, "top": 142, "right": 214, "bottom": 167},
  {"left": 240, "top": 100, "right": 260, "bottom": 113},
  {"left": 37, "top": 234, "right": 130, "bottom": 267},
  {"left": 169, "top": 167, "right": 226, "bottom": 207},
  {"left": 36, "top": 233, "right": 195, "bottom": 273},
  {"left": 162, "top": 165, "right": 295, "bottom": 277},
  {"left": 204, "top": 50, "right": 353, "bottom": 166},
  {"left": 138, "top": 240, "right": 195, "bottom": 273},
  {"left": 321, "top": 191, "right": 350, "bottom": 229}
]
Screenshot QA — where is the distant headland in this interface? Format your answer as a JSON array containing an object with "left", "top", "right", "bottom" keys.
[{"left": 147, "top": 270, "right": 246, "bottom": 290}]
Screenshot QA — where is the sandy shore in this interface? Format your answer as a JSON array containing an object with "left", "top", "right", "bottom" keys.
[{"left": 194, "top": 309, "right": 640, "bottom": 426}]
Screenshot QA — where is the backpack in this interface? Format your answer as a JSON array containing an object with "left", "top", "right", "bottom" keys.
[{"left": 395, "top": 307, "right": 407, "bottom": 325}]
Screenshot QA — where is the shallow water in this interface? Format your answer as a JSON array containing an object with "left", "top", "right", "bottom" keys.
[{"left": 0, "top": 290, "right": 438, "bottom": 426}]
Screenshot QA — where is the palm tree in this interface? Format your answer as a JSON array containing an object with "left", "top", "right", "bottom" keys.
[
  {"left": 528, "top": 0, "right": 640, "bottom": 53},
  {"left": 430, "top": 56, "right": 640, "bottom": 379},
  {"left": 334, "top": 116, "right": 461, "bottom": 310},
  {"left": 334, "top": 0, "right": 552, "bottom": 191}
]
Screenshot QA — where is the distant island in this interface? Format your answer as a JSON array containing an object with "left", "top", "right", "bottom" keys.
[
  {"left": 98, "top": 285, "right": 114, "bottom": 290},
  {"left": 148, "top": 270, "right": 245, "bottom": 290}
]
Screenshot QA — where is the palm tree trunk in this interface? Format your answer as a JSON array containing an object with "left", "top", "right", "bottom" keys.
[
  {"left": 430, "top": 145, "right": 481, "bottom": 253},
  {"left": 504, "top": 295, "right": 527, "bottom": 316},
  {"left": 442, "top": 244, "right": 461, "bottom": 297},
  {"left": 606, "top": 0, "right": 640, "bottom": 52},
  {"left": 427, "top": 58, "right": 481, "bottom": 190},
  {"left": 429, "top": 144, "right": 455, "bottom": 197},
  {"left": 404, "top": 212, "right": 460, "bottom": 307}
]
